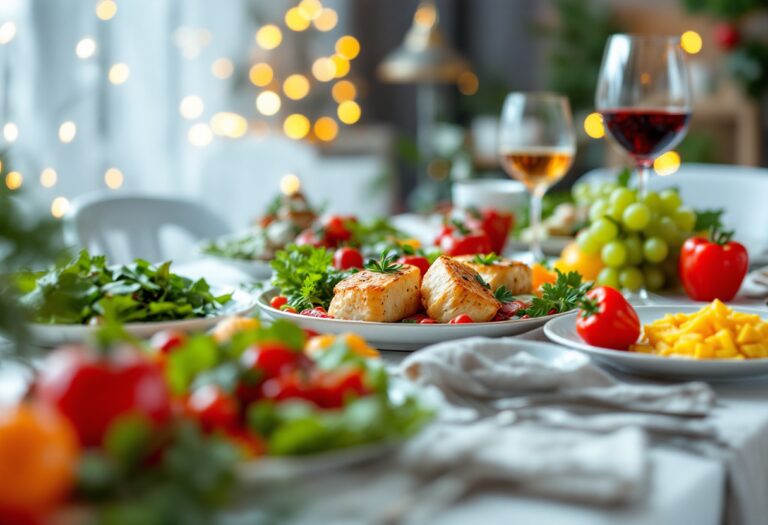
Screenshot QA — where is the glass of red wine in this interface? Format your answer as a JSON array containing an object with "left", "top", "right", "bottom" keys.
[{"left": 596, "top": 34, "right": 692, "bottom": 197}]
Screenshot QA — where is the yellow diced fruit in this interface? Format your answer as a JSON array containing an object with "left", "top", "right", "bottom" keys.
[
  {"left": 695, "top": 344, "right": 715, "bottom": 359},
  {"left": 737, "top": 324, "right": 760, "bottom": 345}
]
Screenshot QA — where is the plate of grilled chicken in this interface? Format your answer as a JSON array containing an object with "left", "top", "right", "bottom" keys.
[{"left": 258, "top": 254, "right": 569, "bottom": 351}]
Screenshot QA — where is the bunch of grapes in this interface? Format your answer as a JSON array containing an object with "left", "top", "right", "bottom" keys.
[{"left": 572, "top": 182, "right": 696, "bottom": 291}]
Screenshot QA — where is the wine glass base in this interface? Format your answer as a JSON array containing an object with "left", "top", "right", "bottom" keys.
[{"left": 625, "top": 287, "right": 653, "bottom": 306}]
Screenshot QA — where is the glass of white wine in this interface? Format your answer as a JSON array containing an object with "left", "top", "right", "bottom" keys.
[{"left": 498, "top": 92, "right": 576, "bottom": 261}]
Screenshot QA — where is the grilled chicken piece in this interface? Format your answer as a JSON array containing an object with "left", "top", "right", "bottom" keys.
[
  {"left": 421, "top": 256, "right": 501, "bottom": 323},
  {"left": 455, "top": 255, "right": 533, "bottom": 295},
  {"left": 328, "top": 265, "right": 422, "bottom": 322}
]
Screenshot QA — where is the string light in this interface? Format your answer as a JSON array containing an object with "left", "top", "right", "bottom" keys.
[
  {"left": 75, "top": 37, "right": 96, "bottom": 59},
  {"left": 3, "top": 122, "right": 18, "bottom": 142},
  {"left": 0, "top": 22, "right": 17, "bottom": 45},
  {"left": 256, "top": 91, "right": 281, "bottom": 116},
  {"left": 335, "top": 36, "right": 360, "bottom": 60},
  {"left": 108, "top": 63, "right": 130, "bottom": 84},
  {"left": 654, "top": 151, "right": 681, "bottom": 176},
  {"left": 313, "top": 117, "right": 338, "bottom": 142},
  {"left": 40, "top": 168, "right": 57, "bottom": 188},
  {"left": 332, "top": 80, "right": 357, "bottom": 103},
  {"left": 95, "top": 0, "right": 117, "bottom": 21},
  {"left": 188, "top": 123, "right": 213, "bottom": 147},
  {"left": 285, "top": 7, "right": 311, "bottom": 31},
  {"left": 337, "top": 101, "right": 361, "bottom": 125},
  {"left": 298, "top": 0, "right": 323, "bottom": 20},
  {"left": 58, "top": 121, "right": 77, "bottom": 143},
  {"left": 314, "top": 8, "right": 338, "bottom": 32},
  {"left": 211, "top": 57, "right": 234, "bottom": 79},
  {"left": 280, "top": 173, "right": 301, "bottom": 195},
  {"left": 5, "top": 171, "right": 22, "bottom": 190},
  {"left": 249, "top": 63, "right": 273, "bottom": 87},
  {"left": 256, "top": 25, "right": 282, "bottom": 50},
  {"left": 179, "top": 95, "right": 204, "bottom": 119},
  {"left": 210, "top": 112, "right": 248, "bottom": 138},
  {"left": 457, "top": 72, "right": 479, "bottom": 95},
  {"left": 312, "top": 57, "right": 336, "bottom": 82},
  {"left": 680, "top": 31, "right": 702, "bottom": 54},
  {"left": 331, "top": 55, "right": 350, "bottom": 78},
  {"left": 583, "top": 112, "right": 605, "bottom": 139},
  {"left": 283, "top": 74, "right": 310, "bottom": 100},
  {"left": 104, "top": 168, "right": 124, "bottom": 189},
  {"left": 51, "top": 197, "right": 70, "bottom": 218},
  {"left": 283, "top": 114, "right": 310, "bottom": 140}
]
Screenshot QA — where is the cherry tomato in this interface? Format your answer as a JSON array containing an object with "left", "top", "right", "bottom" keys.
[
  {"left": 679, "top": 230, "right": 749, "bottom": 302},
  {"left": 0, "top": 404, "right": 79, "bottom": 517},
  {"left": 334, "top": 247, "right": 364, "bottom": 270},
  {"left": 437, "top": 227, "right": 493, "bottom": 256},
  {"left": 322, "top": 215, "right": 352, "bottom": 246},
  {"left": 149, "top": 329, "right": 187, "bottom": 355},
  {"left": 270, "top": 295, "right": 288, "bottom": 309},
  {"left": 396, "top": 255, "right": 430, "bottom": 278},
  {"left": 259, "top": 370, "right": 310, "bottom": 403},
  {"left": 419, "top": 318, "right": 437, "bottom": 324},
  {"left": 449, "top": 314, "right": 474, "bottom": 324},
  {"left": 241, "top": 343, "right": 303, "bottom": 380},
  {"left": 185, "top": 385, "right": 239, "bottom": 433},
  {"left": 309, "top": 367, "right": 370, "bottom": 408},
  {"left": 36, "top": 345, "right": 171, "bottom": 447},
  {"left": 466, "top": 208, "right": 514, "bottom": 255},
  {"left": 576, "top": 286, "right": 640, "bottom": 350}
]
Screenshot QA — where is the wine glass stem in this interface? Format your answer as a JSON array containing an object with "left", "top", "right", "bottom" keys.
[
  {"left": 637, "top": 162, "right": 652, "bottom": 198},
  {"left": 530, "top": 187, "right": 546, "bottom": 262}
]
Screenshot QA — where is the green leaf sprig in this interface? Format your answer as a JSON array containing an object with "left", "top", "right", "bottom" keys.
[
  {"left": 522, "top": 270, "right": 592, "bottom": 317},
  {"left": 473, "top": 253, "right": 501, "bottom": 265},
  {"left": 364, "top": 251, "right": 403, "bottom": 274}
]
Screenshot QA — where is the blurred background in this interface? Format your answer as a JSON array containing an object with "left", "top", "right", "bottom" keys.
[{"left": 0, "top": 0, "right": 765, "bottom": 229}]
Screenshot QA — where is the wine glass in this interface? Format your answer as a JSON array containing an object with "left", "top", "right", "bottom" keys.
[
  {"left": 596, "top": 34, "right": 692, "bottom": 197},
  {"left": 498, "top": 92, "right": 576, "bottom": 262}
]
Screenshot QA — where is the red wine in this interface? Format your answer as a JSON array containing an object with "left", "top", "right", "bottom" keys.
[{"left": 601, "top": 108, "right": 690, "bottom": 160}]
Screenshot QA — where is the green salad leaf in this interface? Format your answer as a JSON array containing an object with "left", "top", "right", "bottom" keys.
[{"left": 270, "top": 244, "right": 348, "bottom": 310}]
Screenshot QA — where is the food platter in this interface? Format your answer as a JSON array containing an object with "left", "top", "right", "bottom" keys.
[
  {"left": 544, "top": 305, "right": 768, "bottom": 380},
  {"left": 258, "top": 288, "right": 566, "bottom": 351}
]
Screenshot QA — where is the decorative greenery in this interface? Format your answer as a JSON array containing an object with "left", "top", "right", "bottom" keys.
[
  {"left": 270, "top": 244, "right": 349, "bottom": 310},
  {"left": 364, "top": 251, "right": 403, "bottom": 274}
]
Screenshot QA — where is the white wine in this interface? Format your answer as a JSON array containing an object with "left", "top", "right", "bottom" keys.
[{"left": 500, "top": 148, "right": 574, "bottom": 191}]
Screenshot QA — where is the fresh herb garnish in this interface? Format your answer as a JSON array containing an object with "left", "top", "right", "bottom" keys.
[
  {"left": 494, "top": 285, "right": 516, "bottom": 303},
  {"left": 474, "top": 274, "right": 491, "bottom": 289},
  {"left": 365, "top": 251, "right": 404, "bottom": 274},
  {"left": 522, "top": 269, "right": 592, "bottom": 317},
  {"left": 473, "top": 253, "right": 500, "bottom": 265},
  {"left": 271, "top": 244, "right": 347, "bottom": 311},
  {"left": 694, "top": 209, "right": 724, "bottom": 232}
]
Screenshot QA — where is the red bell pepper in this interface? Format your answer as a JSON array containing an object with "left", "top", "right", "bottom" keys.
[{"left": 679, "top": 229, "right": 749, "bottom": 302}]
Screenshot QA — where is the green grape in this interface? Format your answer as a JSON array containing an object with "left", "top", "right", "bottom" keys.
[
  {"left": 619, "top": 267, "right": 644, "bottom": 291},
  {"left": 573, "top": 183, "right": 591, "bottom": 205},
  {"left": 609, "top": 187, "right": 635, "bottom": 210},
  {"left": 589, "top": 218, "right": 619, "bottom": 243},
  {"left": 588, "top": 200, "right": 610, "bottom": 222},
  {"left": 602, "top": 240, "right": 627, "bottom": 268},
  {"left": 641, "top": 191, "right": 663, "bottom": 211},
  {"left": 657, "top": 216, "right": 678, "bottom": 243},
  {"left": 596, "top": 267, "right": 621, "bottom": 288},
  {"left": 622, "top": 203, "right": 651, "bottom": 231},
  {"left": 599, "top": 182, "right": 618, "bottom": 197},
  {"left": 606, "top": 205, "right": 626, "bottom": 222},
  {"left": 624, "top": 235, "right": 644, "bottom": 266},
  {"left": 577, "top": 230, "right": 602, "bottom": 255},
  {"left": 643, "top": 237, "right": 669, "bottom": 263},
  {"left": 673, "top": 207, "right": 696, "bottom": 232},
  {"left": 660, "top": 189, "right": 682, "bottom": 213},
  {"left": 643, "top": 265, "right": 666, "bottom": 291}
]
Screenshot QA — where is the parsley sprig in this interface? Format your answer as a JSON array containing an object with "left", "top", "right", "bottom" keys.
[
  {"left": 365, "top": 251, "right": 403, "bottom": 274},
  {"left": 474, "top": 274, "right": 491, "bottom": 289},
  {"left": 473, "top": 253, "right": 501, "bottom": 265},
  {"left": 494, "top": 285, "right": 516, "bottom": 303},
  {"left": 522, "top": 270, "right": 592, "bottom": 317},
  {"left": 271, "top": 244, "right": 348, "bottom": 310}
]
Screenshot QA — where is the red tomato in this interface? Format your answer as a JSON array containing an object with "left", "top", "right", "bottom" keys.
[
  {"left": 35, "top": 345, "right": 171, "bottom": 447},
  {"left": 149, "top": 330, "right": 187, "bottom": 355},
  {"left": 576, "top": 286, "right": 640, "bottom": 350},
  {"left": 333, "top": 247, "right": 364, "bottom": 270},
  {"left": 323, "top": 215, "right": 352, "bottom": 246},
  {"left": 449, "top": 314, "right": 474, "bottom": 324},
  {"left": 679, "top": 231, "right": 749, "bottom": 302},
  {"left": 466, "top": 209, "right": 514, "bottom": 255},
  {"left": 259, "top": 371, "right": 310, "bottom": 403},
  {"left": 419, "top": 318, "right": 437, "bottom": 324},
  {"left": 437, "top": 227, "right": 493, "bottom": 257},
  {"left": 396, "top": 255, "right": 430, "bottom": 278},
  {"left": 295, "top": 228, "right": 327, "bottom": 248},
  {"left": 309, "top": 367, "right": 369, "bottom": 408},
  {"left": 240, "top": 343, "right": 303, "bottom": 380},
  {"left": 185, "top": 385, "right": 239, "bottom": 432},
  {"left": 269, "top": 295, "right": 288, "bottom": 309}
]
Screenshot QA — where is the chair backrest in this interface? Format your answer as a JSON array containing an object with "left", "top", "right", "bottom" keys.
[{"left": 64, "top": 192, "right": 231, "bottom": 264}]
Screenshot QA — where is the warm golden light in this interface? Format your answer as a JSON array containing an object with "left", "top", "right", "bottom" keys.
[
  {"left": 3, "top": 122, "right": 18, "bottom": 142},
  {"left": 256, "top": 25, "right": 283, "bottom": 50},
  {"left": 249, "top": 63, "right": 273, "bottom": 87},
  {"left": 298, "top": 0, "right": 323, "bottom": 20},
  {"left": 680, "top": 31, "right": 703, "bottom": 54},
  {"left": 283, "top": 74, "right": 310, "bottom": 100},
  {"left": 5, "top": 171, "right": 22, "bottom": 190},
  {"left": 212, "top": 57, "right": 234, "bottom": 79},
  {"left": 95, "top": 0, "right": 118, "bottom": 20},
  {"left": 654, "top": 151, "right": 681, "bottom": 176},
  {"left": 0, "top": 22, "right": 16, "bottom": 45},
  {"left": 332, "top": 80, "right": 357, "bottom": 103},
  {"left": 51, "top": 197, "right": 70, "bottom": 219},
  {"left": 179, "top": 95, "right": 204, "bottom": 119},
  {"left": 414, "top": 4, "right": 438, "bottom": 26},
  {"left": 104, "top": 168, "right": 124, "bottom": 189},
  {"left": 457, "top": 71, "right": 479, "bottom": 95},
  {"left": 331, "top": 55, "right": 350, "bottom": 78},
  {"left": 75, "top": 37, "right": 96, "bottom": 59},
  {"left": 210, "top": 112, "right": 248, "bottom": 138},
  {"left": 314, "top": 117, "right": 338, "bottom": 142},
  {"left": 337, "top": 101, "right": 361, "bottom": 125},
  {"left": 280, "top": 173, "right": 301, "bottom": 195},
  {"left": 335, "top": 36, "right": 360, "bottom": 60},
  {"left": 108, "top": 63, "right": 130, "bottom": 84},
  {"left": 188, "top": 123, "right": 213, "bottom": 147},
  {"left": 283, "top": 114, "right": 311, "bottom": 140},
  {"left": 583, "top": 112, "right": 605, "bottom": 139},
  {"left": 285, "top": 7, "right": 311, "bottom": 31},
  {"left": 314, "top": 8, "right": 338, "bottom": 32},
  {"left": 40, "top": 168, "right": 57, "bottom": 188},
  {"left": 58, "top": 121, "right": 77, "bottom": 143},
  {"left": 312, "top": 57, "right": 336, "bottom": 82},
  {"left": 256, "top": 91, "right": 281, "bottom": 116}
]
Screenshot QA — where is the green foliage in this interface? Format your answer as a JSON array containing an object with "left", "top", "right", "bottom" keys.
[
  {"left": 683, "top": 0, "right": 758, "bottom": 19},
  {"left": 522, "top": 269, "right": 592, "bottom": 317},
  {"left": 270, "top": 244, "right": 348, "bottom": 310}
]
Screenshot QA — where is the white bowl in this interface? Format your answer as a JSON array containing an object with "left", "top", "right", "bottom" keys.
[{"left": 452, "top": 179, "right": 527, "bottom": 212}]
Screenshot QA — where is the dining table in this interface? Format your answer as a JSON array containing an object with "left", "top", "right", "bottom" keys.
[{"left": 2, "top": 256, "right": 767, "bottom": 525}]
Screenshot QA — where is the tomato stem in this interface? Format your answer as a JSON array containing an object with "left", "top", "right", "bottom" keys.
[{"left": 708, "top": 226, "right": 734, "bottom": 246}]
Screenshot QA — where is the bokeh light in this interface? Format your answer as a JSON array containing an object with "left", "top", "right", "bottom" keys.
[
  {"left": 583, "top": 112, "right": 605, "bottom": 139},
  {"left": 59, "top": 121, "right": 77, "bottom": 143},
  {"left": 104, "top": 168, "right": 124, "bottom": 189},
  {"left": 210, "top": 112, "right": 248, "bottom": 138},
  {"left": 332, "top": 80, "right": 357, "bottom": 103},
  {"left": 256, "top": 91, "right": 281, "bottom": 116},
  {"left": 298, "top": 0, "right": 323, "bottom": 20},
  {"left": 249, "top": 63, "right": 273, "bottom": 87},
  {"left": 256, "top": 25, "right": 282, "bottom": 50},
  {"left": 3, "top": 122, "right": 18, "bottom": 142},
  {"left": 188, "top": 123, "right": 213, "bottom": 147},
  {"left": 414, "top": 3, "right": 437, "bottom": 26},
  {"left": 40, "top": 168, "right": 57, "bottom": 188},
  {"left": 337, "top": 101, "right": 361, "bottom": 125},
  {"left": 51, "top": 197, "right": 70, "bottom": 218},
  {"left": 5, "top": 171, "right": 22, "bottom": 190},
  {"left": 680, "top": 31, "right": 703, "bottom": 54},
  {"left": 314, "top": 8, "right": 338, "bottom": 32},
  {"left": 179, "top": 95, "right": 204, "bottom": 119},
  {"left": 280, "top": 173, "right": 301, "bottom": 195},
  {"left": 312, "top": 57, "right": 336, "bottom": 82},
  {"left": 212, "top": 58, "right": 234, "bottom": 79},
  {"left": 0, "top": 22, "right": 16, "bottom": 45},
  {"left": 283, "top": 114, "right": 311, "bottom": 140},
  {"left": 285, "top": 7, "right": 311, "bottom": 31},
  {"left": 108, "top": 63, "right": 130, "bottom": 84},
  {"left": 654, "top": 151, "right": 681, "bottom": 176},
  {"left": 75, "top": 38, "right": 96, "bottom": 59},
  {"left": 331, "top": 55, "right": 350, "bottom": 78},
  {"left": 283, "top": 74, "right": 310, "bottom": 100},
  {"left": 314, "top": 117, "right": 339, "bottom": 142},
  {"left": 95, "top": 0, "right": 117, "bottom": 21},
  {"left": 457, "top": 71, "right": 479, "bottom": 95},
  {"left": 335, "top": 36, "right": 360, "bottom": 60}
]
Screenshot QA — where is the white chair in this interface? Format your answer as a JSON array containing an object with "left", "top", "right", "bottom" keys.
[
  {"left": 64, "top": 192, "right": 231, "bottom": 264},
  {"left": 580, "top": 163, "right": 768, "bottom": 262}
]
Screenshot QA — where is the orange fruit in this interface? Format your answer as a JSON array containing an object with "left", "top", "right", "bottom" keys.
[{"left": 553, "top": 241, "right": 604, "bottom": 281}]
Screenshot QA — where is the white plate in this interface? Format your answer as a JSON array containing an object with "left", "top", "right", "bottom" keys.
[
  {"left": 257, "top": 288, "right": 567, "bottom": 351},
  {"left": 29, "top": 288, "right": 257, "bottom": 347},
  {"left": 507, "top": 237, "right": 572, "bottom": 257},
  {"left": 203, "top": 254, "right": 273, "bottom": 280},
  {"left": 544, "top": 305, "right": 768, "bottom": 381}
]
